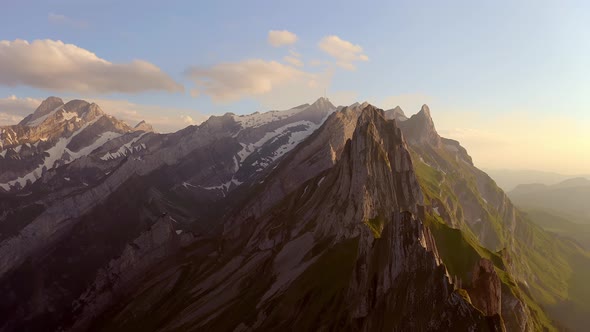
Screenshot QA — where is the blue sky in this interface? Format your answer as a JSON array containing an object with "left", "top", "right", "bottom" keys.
[{"left": 0, "top": 0, "right": 589, "bottom": 173}]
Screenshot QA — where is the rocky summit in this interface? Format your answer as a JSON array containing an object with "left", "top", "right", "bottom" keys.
[{"left": 0, "top": 97, "right": 588, "bottom": 332}]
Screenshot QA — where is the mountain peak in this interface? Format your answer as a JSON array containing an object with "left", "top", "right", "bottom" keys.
[
  {"left": 134, "top": 120, "right": 155, "bottom": 132},
  {"left": 384, "top": 106, "right": 408, "bottom": 122},
  {"left": 420, "top": 104, "right": 431, "bottom": 115},
  {"left": 311, "top": 96, "right": 335, "bottom": 109},
  {"left": 19, "top": 96, "right": 65, "bottom": 125},
  {"left": 398, "top": 104, "right": 441, "bottom": 146}
]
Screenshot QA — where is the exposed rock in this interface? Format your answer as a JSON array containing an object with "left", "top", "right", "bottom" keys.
[
  {"left": 133, "top": 120, "right": 155, "bottom": 133},
  {"left": 398, "top": 104, "right": 442, "bottom": 146},
  {"left": 468, "top": 258, "right": 502, "bottom": 316}
]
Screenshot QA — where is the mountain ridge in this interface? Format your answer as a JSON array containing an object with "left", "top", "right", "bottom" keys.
[{"left": 0, "top": 97, "right": 588, "bottom": 331}]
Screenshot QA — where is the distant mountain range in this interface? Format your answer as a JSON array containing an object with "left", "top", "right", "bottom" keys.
[
  {"left": 485, "top": 169, "right": 590, "bottom": 192},
  {"left": 509, "top": 177, "right": 590, "bottom": 224},
  {"left": 1, "top": 97, "right": 589, "bottom": 331}
]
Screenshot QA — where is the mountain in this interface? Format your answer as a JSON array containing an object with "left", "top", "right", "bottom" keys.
[
  {"left": 77, "top": 105, "right": 502, "bottom": 331},
  {"left": 0, "top": 96, "right": 337, "bottom": 331},
  {"left": 509, "top": 178, "right": 590, "bottom": 224},
  {"left": 0, "top": 97, "right": 589, "bottom": 331},
  {"left": 0, "top": 97, "right": 153, "bottom": 191},
  {"left": 485, "top": 169, "right": 590, "bottom": 192}
]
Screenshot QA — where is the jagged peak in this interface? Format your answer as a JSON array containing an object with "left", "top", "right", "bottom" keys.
[
  {"left": 134, "top": 120, "right": 155, "bottom": 132},
  {"left": 344, "top": 102, "right": 423, "bottom": 215},
  {"left": 398, "top": 104, "right": 441, "bottom": 146},
  {"left": 40, "top": 96, "right": 64, "bottom": 106},
  {"left": 419, "top": 104, "right": 431, "bottom": 116},
  {"left": 311, "top": 96, "right": 335, "bottom": 110},
  {"left": 384, "top": 106, "right": 408, "bottom": 122}
]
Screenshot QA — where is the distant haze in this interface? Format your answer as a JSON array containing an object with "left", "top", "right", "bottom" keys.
[{"left": 484, "top": 169, "right": 590, "bottom": 191}]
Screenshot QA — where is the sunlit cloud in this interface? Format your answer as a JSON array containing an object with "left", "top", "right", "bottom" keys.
[
  {"left": 268, "top": 30, "right": 298, "bottom": 47},
  {"left": 318, "top": 35, "right": 368, "bottom": 70},
  {"left": 185, "top": 30, "right": 364, "bottom": 109},
  {"left": 0, "top": 95, "right": 43, "bottom": 118},
  {"left": 181, "top": 115, "right": 195, "bottom": 125},
  {"left": 0, "top": 39, "right": 184, "bottom": 94},
  {"left": 187, "top": 59, "right": 318, "bottom": 102}
]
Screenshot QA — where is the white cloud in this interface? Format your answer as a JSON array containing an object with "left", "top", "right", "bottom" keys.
[
  {"left": 0, "top": 39, "right": 183, "bottom": 94},
  {"left": 0, "top": 95, "right": 44, "bottom": 125},
  {"left": 185, "top": 30, "right": 362, "bottom": 109},
  {"left": 0, "top": 113, "right": 24, "bottom": 126},
  {"left": 0, "top": 95, "right": 43, "bottom": 118},
  {"left": 48, "top": 12, "right": 88, "bottom": 28},
  {"left": 268, "top": 30, "right": 298, "bottom": 47},
  {"left": 283, "top": 56, "right": 303, "bottom": 67},
  {"left": 187, "top": 59, "right": 318, "bottom": 102},
  {"left": 181, "top": 115, "right": 195, "bottom": 125},
  {"left": 318, "top": 35, "right": 368, "bottom": 70}
]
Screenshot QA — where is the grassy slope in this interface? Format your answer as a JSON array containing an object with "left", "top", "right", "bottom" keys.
[
  {"left": 509, "top": 186, "right": 590, "bottom": 224},
  {"left": 520, "top": 208, "right": 590, "bottom": 249},
  {"left": 412, "top": 145, "right": 590, "bottom": 330}
]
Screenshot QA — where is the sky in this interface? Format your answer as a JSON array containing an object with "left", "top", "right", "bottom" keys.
[{"left": 0, "top": 0, "right": 588, "bottom": 174}]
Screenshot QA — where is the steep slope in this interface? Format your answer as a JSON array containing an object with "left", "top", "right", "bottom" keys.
[
  {"left": 0, "top": 97, "right": 150, "bottom": 191},
  {"left": 2, "top": 98, "right": 588, "bottom": 331},
  {"left": 400, "top": 105, "right": 590, "bottom": 331},
  {"left": 77, "top": 106, "right": 503, "bottom": 332},
  {"left": 0, "top": 97, "right": 337, "bottom": 332}
]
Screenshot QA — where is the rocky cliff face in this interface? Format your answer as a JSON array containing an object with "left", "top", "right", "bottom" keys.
[
  {"left": 398, "top": 104, "right": 441, "bottom": 147},
  {"left": 0, "top": 97, "right": 338, "bottom": 332},
  {"left": 0, "top": 97, "right": 149, "bottom": 191},
  {"left": 75, "top": 106, "right": 503, "bottom": 332},
  {"left": 1, "top": 98, "right": 578, "bottom": 331}
]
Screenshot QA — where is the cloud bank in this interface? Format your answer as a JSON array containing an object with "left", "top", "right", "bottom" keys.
[
  {"left": 0, "top": 39, "right": 184, "bottom": 94},
  {"left": 0, "top": 95, "right": 43, "bottom": 126},
  {"left": 187, "top": 59, "right": 317, "bottom": 102},
  {"left": 319, "top": 35, "right": 369, "bottom": 70},
  {"left": 268, "top": 30, "right": 298, "bottom": 47}
]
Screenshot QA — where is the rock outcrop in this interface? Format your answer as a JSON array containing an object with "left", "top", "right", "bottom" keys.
[{"left": 468, "top": 258, "right": 502, "bottom": 316}]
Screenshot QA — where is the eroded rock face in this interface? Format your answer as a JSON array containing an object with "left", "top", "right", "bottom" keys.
[
  {"left": 468, "top": 258, "right": 502, "bottom": 316},
  {"left": 0, "top": 97, "right": 340, "bottom": 332},
  {"left": 75, "top": 105, "right": 502, "bottom": 332},
  {"left": 1, "top": 100, "right": 548, "bottom": 331},
  {"left": 0, "top": 97, "right": 144, "bottom": 190},
  {"left": 398, "top": 104, "right": 442, "bottom": 147},
  {"left": 70, "top": 217, "right": 193, "bottom": 331}
]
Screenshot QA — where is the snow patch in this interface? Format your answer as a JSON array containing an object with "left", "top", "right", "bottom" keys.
[
  {"left": 233, "top": 105, "right": 308, "bottom": 129},
  {"left": 0, "top": 118, "right": 120, "bottom": 191},
  {"left": 61, "top": 111, "right": 79, "bottom": 122},
  {"left": 100, "top": 132, "right": 147, "bottom": 161}
]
